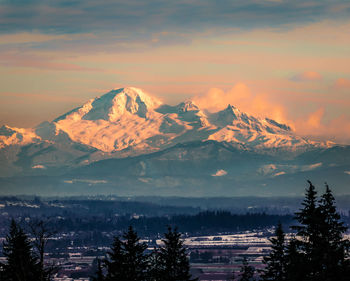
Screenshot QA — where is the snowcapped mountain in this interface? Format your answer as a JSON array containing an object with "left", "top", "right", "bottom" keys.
[
  {"left": 0, "top": 87, "right": 348, "bottom": 196},
  {"left": 0, "top": 87, "right": 328, "bottom": 154}
]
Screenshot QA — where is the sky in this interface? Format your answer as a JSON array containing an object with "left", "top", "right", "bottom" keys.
[{"left": 0, "top": 0, "right": 350, "bottom": 143}]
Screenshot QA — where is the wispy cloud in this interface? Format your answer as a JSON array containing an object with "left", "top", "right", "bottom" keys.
[
  {"left": 334, "top": 78, "right": 350, "bottom": 89},
  {"left": 1, "top": 0, "right": 349, "bottom": 36},
  {"left": 0, "top": 51, "right": 100, "bottom": 71},
  {"left": 290, "top": 71, "right": 322, "bottom": 82},
  {"left": 212, "top": 169, "right": 228, "bottom": 177},
  {"left": 194, "top": 84, "right": 350, "bottom": 144},
  {"left": 193, "top": 83, "right": 289, "bottom": 125}
]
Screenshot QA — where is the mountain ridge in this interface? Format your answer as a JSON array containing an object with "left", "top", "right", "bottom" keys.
[
  {"left": 1, "top": 87, "right": 348, "bottom": 197},
  {"left": 0, "top": 87, "right": 331, "bottom": 155}
]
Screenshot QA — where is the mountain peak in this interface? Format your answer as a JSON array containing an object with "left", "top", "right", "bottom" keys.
[
  {"left": 55, "top": 87, "right": 162, "bottom": 123},
  {"left": 86, "top": 87, "right": 162, "bottom": 121},
  {"left": 225, "top": 104, "right": 241, "bottom": 116},
  {"left": 214, "top": 104, "right": 246, "bottom": 125},
  {"left": 177, "top": 100, "right": 200, "bottom": 112},
  {"left": 0, "top": 125, "right": 16, "bottom": 137}
]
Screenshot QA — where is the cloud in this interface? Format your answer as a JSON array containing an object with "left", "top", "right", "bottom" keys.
[
  {"left": 273, "top": 171, "right": 286, "bottom": 177},
  {"left": 193, "top": 83, "right": 290, "bottom": 125},
  {"left": 212, "top": 169, "right": 227, "bottom": 177},
  {"left": 334, "top": 78, "right": 350, "bottom": 89},
  {"left": 0, "top": 51, "right": 100, "bottom": 71},
  {"left": 32, "top": 164, "right": 46, "bottom": 169},
  {"left": 301, "top": 163, "right": 322, "bottom": 171},
  {"left": 294, "top": 109, "right": 350, "bottom": 144},
  {"left": 63, "top": 179, "right": 108, "bottom": 184},
  {"left": 194, "top": 84, "right": 350, "bottom": 144},
  {"left": 290, "top": 71, "right": 322, "bottom": 82},
  {"left": 0, "top": 1, "right": 349, "bottom": 37},
  {"left": 306, "top": 107, "right": 325, "bottom": 129},
  {"left": 258, "top": 164, "right": 277, "bottom": 176}
]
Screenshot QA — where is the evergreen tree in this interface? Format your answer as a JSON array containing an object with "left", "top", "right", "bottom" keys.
[
  {"left": 147, "top": 247, "right": 163, "bottom": 281},
  {"left": 292, "top": 181, "right": 320, "bottom": 246},
  {"left": 238, "top": 257, "right": 255, "bottom": 281},
  {"left": 317, "top": 183, "right": 350, "bottom": 280},
  {"left": 291, "top": 180, "right": 322, "bottom": 280},
  {"left": 284, "top": 239, "right": 305, "bottom": 281},
  {"left": 105, "top": 226, "right": 148, "bottom": 281},
  {"left": 158, "top": 226, "right": 197, "bottom": 281},
  {"left": 286, "top": 181, "right": 350, "bottom": 281},
  {"left": 1, "top": 219, "right": 40, "bottom": 281},
  {"left": 91, "top": 259, "right": 105, "bottom": 281},
  {"left": 261, "top": 223, "right": 286, "bottom": 281},
  {"left": 105, "top": 235, "right": 123, "bottom": 280}
]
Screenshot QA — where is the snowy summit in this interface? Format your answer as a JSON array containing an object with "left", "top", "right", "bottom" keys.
[{"left": 1, "top": 87, "right": 326, "bottom": 154}]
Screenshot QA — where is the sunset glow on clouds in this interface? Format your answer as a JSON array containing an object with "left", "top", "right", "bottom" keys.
[{"left": 0, "top": 0, "right": 350, "bottom": 143}]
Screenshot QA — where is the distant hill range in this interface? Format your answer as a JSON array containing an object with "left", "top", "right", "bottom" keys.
[{"left": 0, "top": 87, "right": 349, "bottom": 196}]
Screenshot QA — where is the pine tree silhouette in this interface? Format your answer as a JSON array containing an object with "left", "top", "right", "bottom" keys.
[
  {"left": 261, "top": 223, "right": 286, "bottom": 281},
  {"left": 0, "top": 219, "right": 40, "bottom": 281},
  {"left": 291, "top": 180, "right": 322, "bottom": 280},
  {"left": 158, "top": 226, "right": 197, "bottom": 281},
  {"left": 104, "top": 234, "right": 123, "bottom": 280},
  {"left": 92, "top": 259, "right": 105, "bottom": 281},
  {"left": 104, "top": 226, "right": 148, "bottom": 281},
  {"left": 238, "top": 257, "right": 255, "bottom": 281},
  {"left": 286, "top": 181, "right": 350, "bottom": 281},
  {"left": 284, "top": 238, "right": 305, "bottom": 281},
  {"left": 317, "top": 183, "right": 350, "bottom": 280},
  {"left": 147, "top": 247, "right": 163, "bottom": 281}
]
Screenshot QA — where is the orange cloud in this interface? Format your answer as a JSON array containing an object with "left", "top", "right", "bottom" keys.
[
  {"left": 0, "top": 52, "right": 100, "bottom": 72},
  {"left": 294, "top": 111, "right": 350, "bottom": 144},
  {"left": 291, "top": 71, "right": 322, "bottom": 82},
  {"left": 193, "top": 83, "right": 290, "bottom": 125},
  {"left": 194, "top": 84, "right": 350, "bottom": 144},
  {"left": 334, "top": 78, "right": 350, "bottom": 89},
  {"left": 306, "top": 107, "right": 325, "bottom": 129}
]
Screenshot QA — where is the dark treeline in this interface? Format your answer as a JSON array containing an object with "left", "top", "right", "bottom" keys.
[
  {"left": 124, "top": 211, "right": 293, "bottom": 236},
  {"left": 2, "top": 211, "right": 293, "bottom": 238},
  {"left": 0, "top": 211, "right": 294, "bottom": 257},
  {"left": 0, "top": 197, "right": 200, "bottom": 217}
]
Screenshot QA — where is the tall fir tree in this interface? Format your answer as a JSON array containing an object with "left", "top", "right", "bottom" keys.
[
  {"left": 91, "top": 259, "right": 105, "bottom": 281},
  {"left": 158, "top": 227, "right": 197, "bottom": 281},
  {"left": 122, "top": 226, "right": 148, "bottom": 281},
  {"left": 261, "top": 223, "right": 286, "bottom": 281},
  {"left": 238, "top": 257, "right": 255, "bottom": 281},
  {"left": 286, "top": 181, "right": 350, "bottom": 281},
  {"left": 1, "top": 219, "right": 40, "bottom": 281},
  {"left": 147, "top": 247, "right": 163, "bottom": 281},
  {"left": 104, "top": 226, "right": 148, "bottom": 281},
  {"left": 317, "top": 183, "right": 350, "bottom": 280},
  {"left": 291, "top": 180, "right": 322, "bottom": 280},
  {"left": 284, "top": 238, "right": 305, "bottom": 281},
  {"left": 104, "top": 235, "right": 123, "bottom": 280}
]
